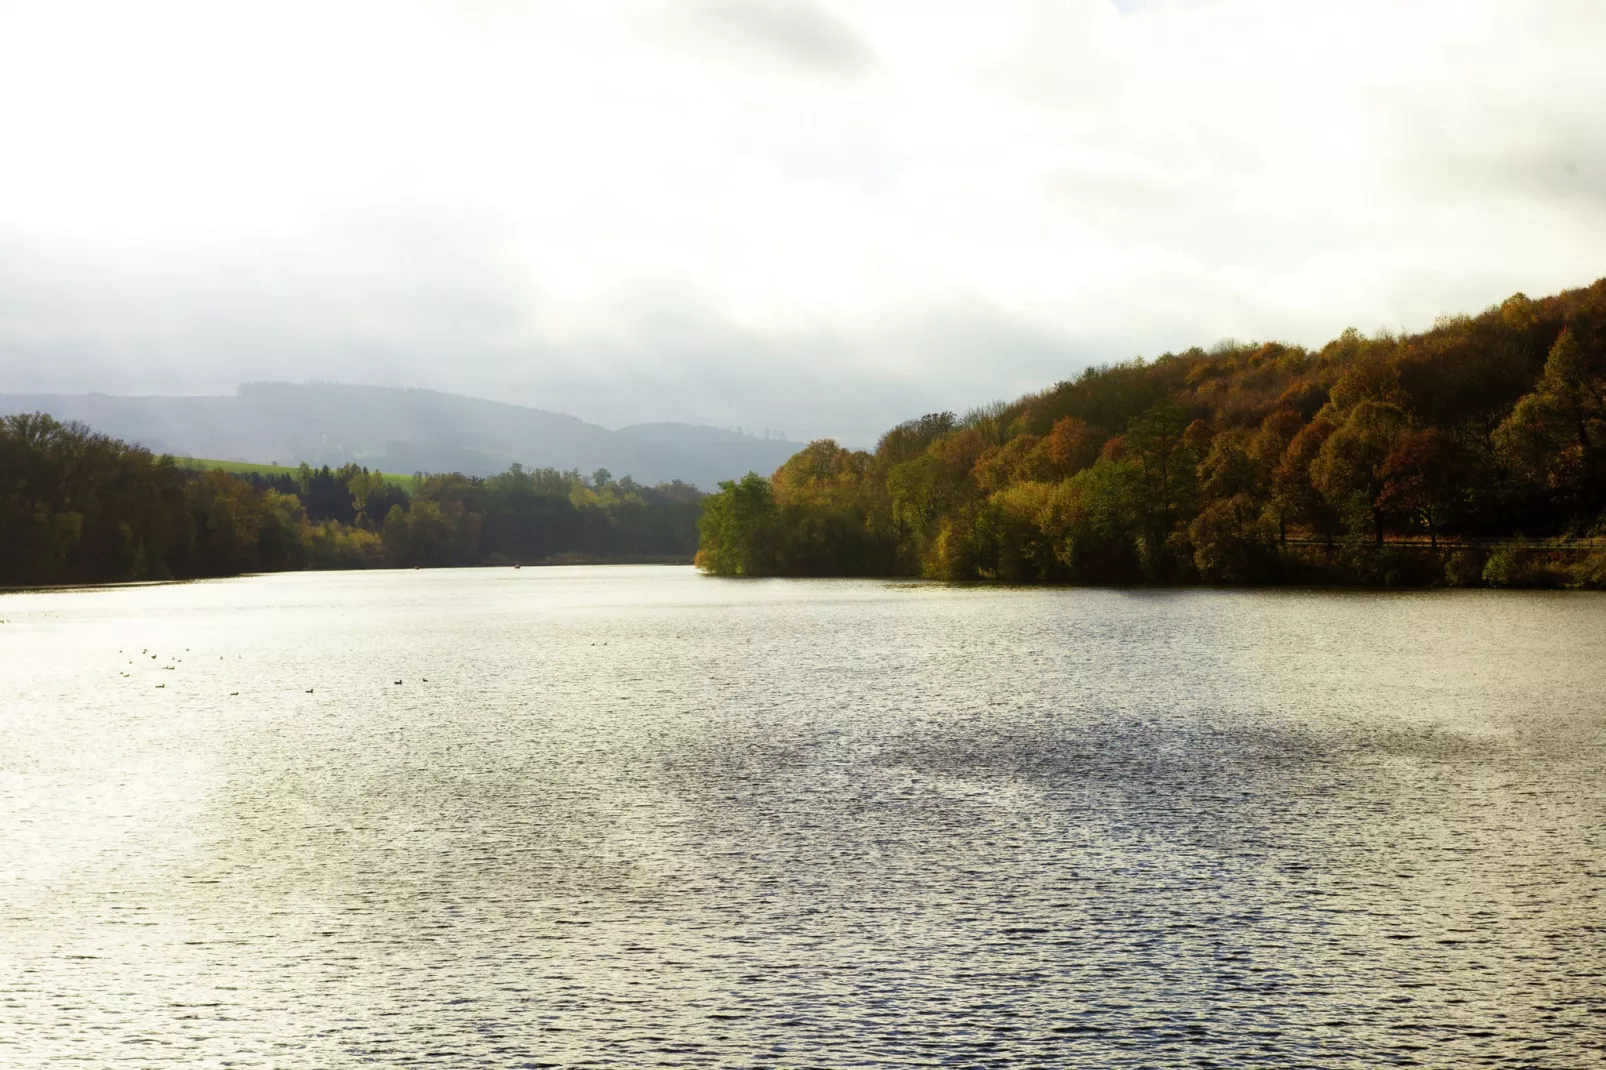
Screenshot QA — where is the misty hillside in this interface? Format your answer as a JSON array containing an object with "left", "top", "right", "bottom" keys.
[
  {"left": 616, "top": 423, "right": 800, "bottom": 481},
  {"left": 0, "top": 383, "right": 799, "bottom": 489}
]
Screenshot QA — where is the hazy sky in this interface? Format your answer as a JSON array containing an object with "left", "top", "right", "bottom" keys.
[{"left": 2, "top": 0, "right": 1603, "bottom": 443}]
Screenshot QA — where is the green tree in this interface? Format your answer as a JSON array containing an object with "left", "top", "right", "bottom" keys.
[
  {"left": 886, "top": 453, "right": 959, "bottom": 568},
  {"left": 695, "top": 473, "right": 780, "bottom": 576},
  {"left": 1493, "top": 327, "right": 1606, "bottom": 521},
  {"left": 1124, "top": 402, "right": 1201, "bottom": 577},
  {"left": 185, "top": 469, "right": 268, "bottom": 576},
  {"left": 1189, "top": 494, "right": 1276, "bottom": 582}
]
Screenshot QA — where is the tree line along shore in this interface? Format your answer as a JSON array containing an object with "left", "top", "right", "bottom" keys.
[
  {"left": 697, "top": 279, "right": 1606, "bottom": 589},
  {"left": 0, "top": 415, "right": 702, "bottom": 587},
  {"left": 6, "top": 279, "right": 1605, "bottom": 591}
]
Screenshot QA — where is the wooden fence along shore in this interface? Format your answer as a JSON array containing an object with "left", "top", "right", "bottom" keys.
[{"left": 1282, "top": 537, "right": 1606, "bottom": 551}]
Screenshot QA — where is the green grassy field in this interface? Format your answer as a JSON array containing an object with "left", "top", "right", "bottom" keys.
[{"left": 173, "top": 457, "right": 415, "bottom": 490}]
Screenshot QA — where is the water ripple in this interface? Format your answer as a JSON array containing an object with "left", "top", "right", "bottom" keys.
[{"left": 1, "top": 568, "right": 1602, "bottom": 1067}]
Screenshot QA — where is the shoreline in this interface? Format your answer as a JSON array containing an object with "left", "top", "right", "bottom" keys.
[
  {"left": 0, "top": 557, "right": 697, "bottom": 594},
  {"left": 694, "top": 537, "right": 1606, "bottom": 590},
  {"left": 8, "top": 543, "right": 1605, "bottom": 594}
]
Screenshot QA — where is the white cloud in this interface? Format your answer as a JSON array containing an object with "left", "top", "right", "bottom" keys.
[
  {"left": 0, "top": 0, "right": 1603, "bottom": 443},
  {"left": 667, "top": 0, "right": 876, "bottom": 74}
]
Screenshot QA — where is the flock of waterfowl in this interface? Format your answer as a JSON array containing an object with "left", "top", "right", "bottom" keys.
[{"left": 117, "top": 646, "right": 430, "bottom": 696}]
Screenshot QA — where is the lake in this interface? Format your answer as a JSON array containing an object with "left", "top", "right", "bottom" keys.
[{"left": 2, "top": 567, "right": 1603, "bottom": 1067}]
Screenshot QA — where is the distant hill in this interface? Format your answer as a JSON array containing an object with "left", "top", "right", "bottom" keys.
[
  {"left": 0, "top": 382, "right": 801, "bottom": 489},
  {"left": 616, "top": 422, "right": 800, "bottom": 481}
]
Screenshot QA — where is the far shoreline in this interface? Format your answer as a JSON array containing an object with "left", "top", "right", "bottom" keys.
[
  {"left": 0, "top": 557, "right": 698, "bottom": 595},
  {"left": 13, "top": 552, "right": 1606, "bottom": 596}
]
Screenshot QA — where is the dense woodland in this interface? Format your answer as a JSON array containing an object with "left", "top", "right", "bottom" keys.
[
  {"left": 0, "top": 415, "right": 702, "bottom": 587},
  {"left": 698, "top": 280, "right": 1606, "bottom": 588}
]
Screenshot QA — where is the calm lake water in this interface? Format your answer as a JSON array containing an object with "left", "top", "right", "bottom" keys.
[{"left": 2, "top": 567, "right": 1603, "bottom": 1067}]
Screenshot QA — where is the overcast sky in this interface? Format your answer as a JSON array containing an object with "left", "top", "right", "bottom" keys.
[{"left": 1, "top": 0, "right": 1603, "bottom": 443}]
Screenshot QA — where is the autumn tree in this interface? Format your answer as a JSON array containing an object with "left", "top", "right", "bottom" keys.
[
  {"left": 1311, "top": 402, "right": 1410, "bottom": 545},
  {"left": 1043, "top": 416, "right": 1103, "bottom": 477},
  {"left": 1377, "top": 428, "right": 1467, "bottom": 547}
]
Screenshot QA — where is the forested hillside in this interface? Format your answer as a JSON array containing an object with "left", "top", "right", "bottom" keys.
[
  {"left": 698, "top": 280, "right": 1606, "bottom": 588},
  {"left": 0, "top": 414, "right": 701, "bottom": 587}
]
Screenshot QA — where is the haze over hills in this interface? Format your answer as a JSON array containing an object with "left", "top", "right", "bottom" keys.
[{"left": 0, "top": 383, "right": 801, "bottom": 490}]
